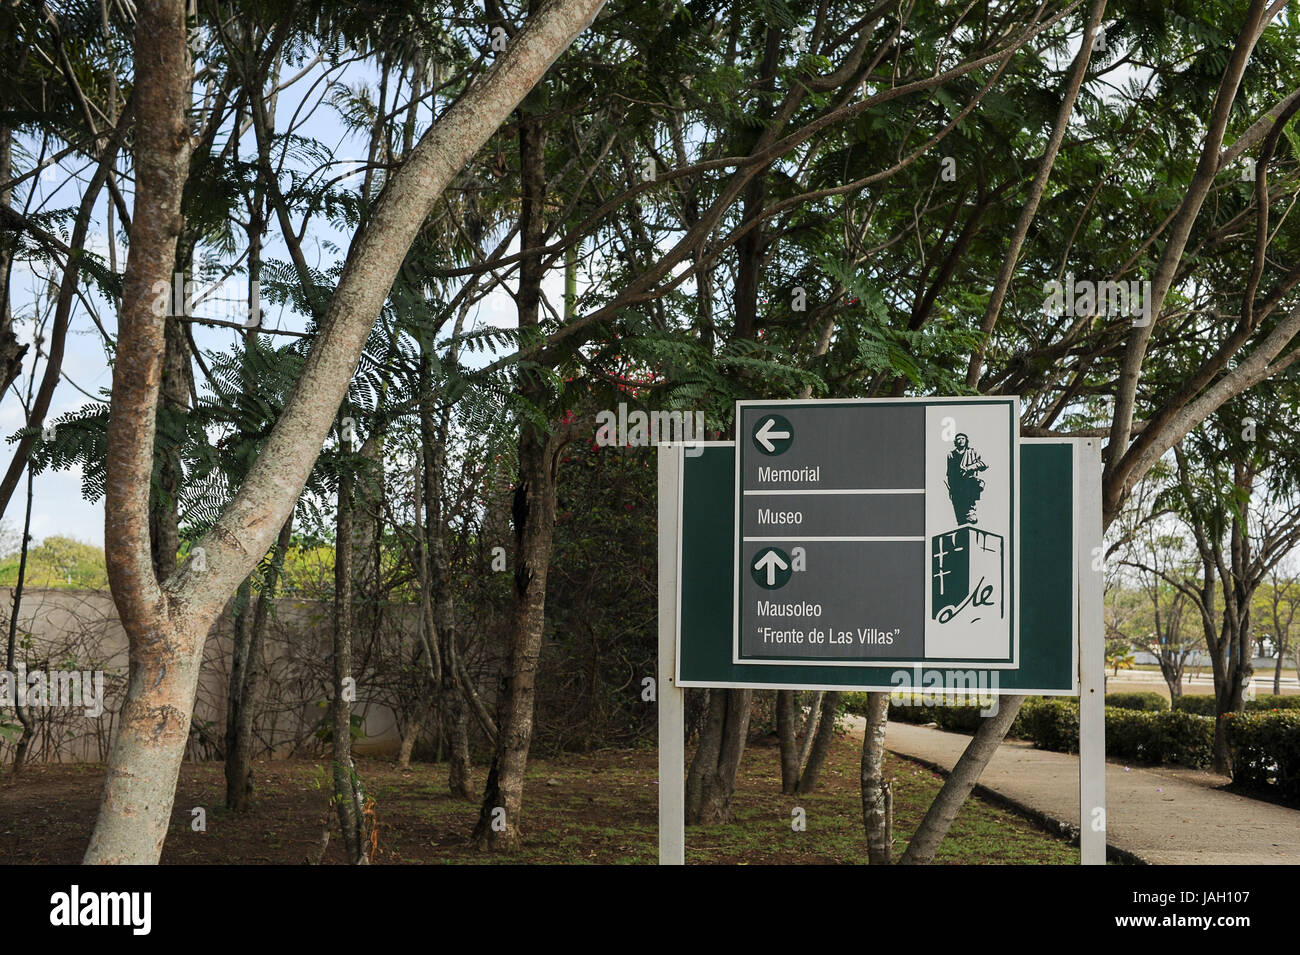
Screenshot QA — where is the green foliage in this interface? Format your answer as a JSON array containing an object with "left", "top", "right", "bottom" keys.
[
  {"left": 1104, "top": 692, "right": 1170, "bottom": 712},
  {"left": 1019, "top": 698, "right": 1081, "bottom": 753},
  {"left": 931, "top": 705, "right": 989, "bottom": 734},
  {"left": 1105, "top": 709, "right": 1215, "bottom": 768},
  {"left": 1171, "top": 695, "right": 1219, "bottom": 716},
  {"left": 1172, "top": 694, "right": 1300, "bottom": 716},
  {"left": 1020, "top": 698, "right": 1215, "bottom": 768},
  {"left": 311, "top": 702, "right": 366, "bottom": 745},
  {"left": 536, "top": 438, "right": 659, "bottom": 752},
  {"left": 1104, "top": 638, "right": 1136, "bottom": 674},
  {"left": 1225, "top": 710, "right": 1300, "bottom": 804},
  {"left": 0, "top": 536, "right": 106, "bottom": 590}
]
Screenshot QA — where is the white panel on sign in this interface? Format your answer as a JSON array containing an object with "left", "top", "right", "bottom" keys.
[{"left": 924, "top": 403, "right": 1016, "bottom": 660}]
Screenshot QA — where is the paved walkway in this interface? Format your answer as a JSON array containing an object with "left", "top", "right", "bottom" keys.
[{"left": 874, "top": 720, "right": 1300, "bottom": 864}]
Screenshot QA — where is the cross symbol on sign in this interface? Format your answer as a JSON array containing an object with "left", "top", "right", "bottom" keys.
[{"left": 933, "top": 566, "right": 949, "bottom": 595}]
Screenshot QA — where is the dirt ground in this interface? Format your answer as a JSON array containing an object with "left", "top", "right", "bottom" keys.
[{"left": 0, "top": 732, "right": 1078, "bottom": 864}]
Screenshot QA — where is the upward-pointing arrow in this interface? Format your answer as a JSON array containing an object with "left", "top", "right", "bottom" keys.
[
  {"left": 755, "top": 417, "right": 791, "bottom": 452},
  {"left": 753, "top": 549, "right": 789, "bottom": 586}
]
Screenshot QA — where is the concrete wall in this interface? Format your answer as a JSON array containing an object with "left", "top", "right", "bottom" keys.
[{"left": 0, "top": 588, "right": 415, "bottom": 763}]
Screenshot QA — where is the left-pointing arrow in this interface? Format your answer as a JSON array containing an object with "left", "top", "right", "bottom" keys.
[{"left": 755, "top": 417, "right": 791, "bottom": 453}]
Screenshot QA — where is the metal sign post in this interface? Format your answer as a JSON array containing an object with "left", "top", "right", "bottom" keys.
[
  {"left": 657, "top": 444, "right": 685, "bottom": 865},
  {"left": 1077, "top": 440, "right": 1106, "bottom": 865}
]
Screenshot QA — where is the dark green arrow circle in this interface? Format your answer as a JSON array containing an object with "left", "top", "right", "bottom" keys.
[{"left": 751, "top": 546, "right": 793, "bottom": 589}]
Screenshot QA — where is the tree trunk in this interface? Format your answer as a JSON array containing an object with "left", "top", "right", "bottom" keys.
[
  {"left": 776, "top": 690, "right": 799, "bottom": 794},
  {"left": 442, "top": 636, "right": 473, "bottom": 797},
  {"left": 397, "top": 705, "right": 427, "bottom": 770},
  {"left": 795, "top": 691, "right": 824, "bottom": 771},
  {"left": 0, "top": 109, "right": 28, "bottom": 396},
  {"left": 685, "top": 689, "right": 753, "bottom": 823},
  {"left": 472, "top": 100, "right": 555, "bottom": 848},
  {"left": 419, "top": 350, "right": 473, "bottom": 798},
  {"left": 795, "top": 691, "right": 840, "bottom": 793},
  {"left": 860, "top": 691, "right": 892, "bottom": 864},
  {"left": 6, "top": 467, "right": 36, "bottom": 771},
  {"left": 331, "top": 452, "right": 369, "bottom": 864},
  {"left": 225, "top": 516, "right": 292, "bottom": 810},
  {"left": 730, "top": 26, "right": 780, "bottom": 340},
  {"left": 149, "top": 310, "right": 192, "bottom": 579},
  {"left": 224, "top": 578, "right": 254, "bottom": 806},
  {"left": 83, "top": 0, "right": 194, "bottom": 865},
  {"left": 899, "top": 695, "right": 1026, "bottom": 865},
  {"left": 470, "top": 421, "right": 561, "bottom": 848},
  {"left": 1212, "top": 631, "right": 1246, "bottom": 775}
]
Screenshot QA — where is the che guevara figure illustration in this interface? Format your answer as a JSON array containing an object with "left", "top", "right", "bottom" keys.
[{"left": 946, "top": 433, "right": 988, "bottom": 525}]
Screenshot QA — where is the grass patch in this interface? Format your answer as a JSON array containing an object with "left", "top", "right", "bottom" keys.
[{"left": 0, "top": 731, "right": 1077, "bottom": 864}]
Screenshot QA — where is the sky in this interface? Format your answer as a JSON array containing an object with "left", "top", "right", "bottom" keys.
[{"left": 4, "top": 42, "right": 577, "bottom": 550}]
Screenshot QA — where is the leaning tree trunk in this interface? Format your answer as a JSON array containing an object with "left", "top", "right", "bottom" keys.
[
  {"left": 685, "top": 689, "right": 754, "bottom": 823},
  {"left": 899, "top": 695, "right": 1026, "bottom": 865},
  {"left": 860, "top": 691, "right": 892, "bottom": 864},
  {"left": 795, "top": 692, "right": 825, "bottom": 769}
]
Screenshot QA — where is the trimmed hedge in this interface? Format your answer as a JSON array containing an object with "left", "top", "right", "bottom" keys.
[
  {"left": 1020, "top": 698, "right": 1080, "bottom": 752},
  {"left": 1107, "top": 709, "right": 1214, "bottom": 767},
  {"left": 842, "top": 692, "right": 940, "bottom": 724},
  {"left": 1017, "top": 698, "right": 1215, "bottom": 768},
  {"left": 840, "top": 692, "right": 870, "bottom": 717},
  {"left": 1172, "top": 694, "right": 1300, "bottom": 716},
  {"left": 1104, "top": 692, "right": 1169, "bottom": 712},
  {"left": 877, "top": 696, "right": 1040, "bottom": 737},
  {"left": 887, "top": 700, "right": 948, "bottom": 725},
  {"left": 843, "top": 693, "right": 950, "bottom": 725},
  {"left": 1171, "top": 695, "right": 1217, "bottom": 716},
  {"left": 1225, "top": 710, "right": 1300, "bottom": 804},
  {"left": 853, "top": 693, "right": 1298, "bottom": 785}
]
